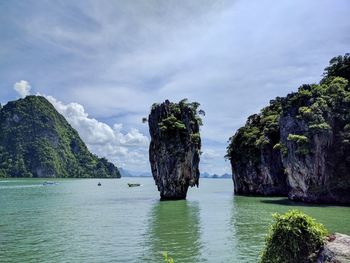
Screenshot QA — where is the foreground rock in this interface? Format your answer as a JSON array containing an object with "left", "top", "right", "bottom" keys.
[
  {"left": 148, "top": 99, "right": 202, "bottom": 200},
  {"left": 260, "top": 210, "right": 328, "bottom": 263},
  {"left": 227, "top": 54, "right": 350, "bottom": 204},
  {"left": 317, "top": 233, "right": 350, "bottom": 263},
  {"left": 260, "top": 210, "right": 350, "bottom": 263}
]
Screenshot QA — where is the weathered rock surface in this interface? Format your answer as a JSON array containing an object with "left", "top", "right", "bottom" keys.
[
  {"left": 280, "top": 101, "right": 350, "bottom": 204},
  {"left": 231, "top": 135, "right": 288, "bottom": 196},
  {"left": 228, "top": 105, "right": 289, "bottom": 196},
  {"left": 227, "top": 54, "right": 350, "bottom": 204},
  {"left": 317, "top": 233, "right": 350, "bottom": 263},
  {"left": 148, "top": 100, "right": 202, "bottom": 200}
]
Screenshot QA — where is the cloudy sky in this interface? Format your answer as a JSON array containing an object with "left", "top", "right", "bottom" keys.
[{"left": 0, "top": 0, "right": 349, "bottom": 174}]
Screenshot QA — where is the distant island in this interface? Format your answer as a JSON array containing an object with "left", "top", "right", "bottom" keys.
[
  {"left": 119, "top": 168, "right": 231, "bottom": 179},
  {"left": 0, "top": 96, "right": 120, "bottom": 178},
  {"left": 118, "top": 168, "right": 152, "bottom": 177},
  {"left": 226, "top": 54, "right": 350, "bottom": 204}
]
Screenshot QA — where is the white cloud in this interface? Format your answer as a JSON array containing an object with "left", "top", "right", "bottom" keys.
[
  {"left": 3, "top": 0, "right": 349, "bottom": 174},
  {"left": 200, "top": 147, "right": 231, "bottom": 175},
  {"left": 201, "top": 149, "right": 221, "bottom": 161},
  {"left": 13, "top": 80, "right": 31, "bottom": 98},
  {"left": 45, "top": 95, "right": 149, "bottom": 171}
]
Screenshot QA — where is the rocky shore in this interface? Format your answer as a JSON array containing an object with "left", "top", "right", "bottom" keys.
[{"left": 317, "top": 233, "right": 350, "bottom": 263}]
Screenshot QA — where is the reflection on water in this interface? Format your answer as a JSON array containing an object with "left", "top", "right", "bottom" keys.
[
  {"left": 1, "top": 178, "right": 349, "bottom": 263},
  {"left": 143, "top": 200, "right": 204, "bottom": 263},
  {"left": 0, "top": 179, "right": 65, "bottom": 263},
  {"left": 230, "top": 196, "right": 270, "bottom": 263}
]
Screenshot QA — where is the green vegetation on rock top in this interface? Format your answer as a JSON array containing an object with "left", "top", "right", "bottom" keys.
[
  {"left": 155, "top": 99, "right": 203, "bottom": 142},
  {"left": 226, "top": 97, "right": 282, "bottom": 165},
  {"left": 227, "top": 53, "right": 350, "bottom": 162},
  {"left": 0, "top": 95, "right": 120, "bottom": 178}
]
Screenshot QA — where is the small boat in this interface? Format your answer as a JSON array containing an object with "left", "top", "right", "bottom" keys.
[
  {"left": 98, "top": 182, "right": 101, "bottom": 186},
  {"left": 128, "top": 183, "right": 141, "bottom": 187},
  {"left": 43, "top": 181, "right": 58, "bottom": 186}
]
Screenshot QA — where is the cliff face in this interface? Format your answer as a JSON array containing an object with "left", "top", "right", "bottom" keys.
[
  {"left": 227, "top": 54, "right": 350, "bottom": 204},
  {"left": 0, "top": 96, "right": 120, "bottom": 178},
  {"left": 148, "top": 99, "right": 202, "bottom": 200},
  {"left": 231, "top": 154, "right": 287, "bottom": 196},
  {"left": 279, "top": 79, "right": 350, "bottom": 203},
  {"left": 228, "top": 103, "right": 288, "bottom": 196}
]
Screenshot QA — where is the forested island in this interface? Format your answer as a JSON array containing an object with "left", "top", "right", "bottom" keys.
[
  {"left": 227, "top": 54, "right": 350, "bottom": 204},
  {"left": 0, "top": 96, "right": 120, "bottom": 178}
]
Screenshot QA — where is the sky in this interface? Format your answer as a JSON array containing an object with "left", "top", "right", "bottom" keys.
[{"left": 0, "top": 0, "right": 349, "bottom": 174}]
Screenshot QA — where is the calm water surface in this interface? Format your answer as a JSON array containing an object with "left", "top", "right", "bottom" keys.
[{"left": 0, "top": 178, "right": 349, "bottom": 263}]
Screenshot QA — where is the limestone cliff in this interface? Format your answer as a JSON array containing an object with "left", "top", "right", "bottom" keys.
[
  {"left": 148, "top": 99, "right": 202, "bottom": 200},
  {"left": 227, "top": 102, "right": 288, "bottom": 196},
  {"left": 227, "top": 54, "right": 350, "bottom": 204},
  {"left": 279, "top": 86, "right": 350, "bottom": 203}
]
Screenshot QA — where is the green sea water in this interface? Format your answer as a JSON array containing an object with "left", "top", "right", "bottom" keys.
[{"left": 0, "top": 178, "right": 349, "bottom": 263}]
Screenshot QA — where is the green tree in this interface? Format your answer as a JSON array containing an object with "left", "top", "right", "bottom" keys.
[{"left": 322, "top": 53, "right": 350, "bottom": 83}]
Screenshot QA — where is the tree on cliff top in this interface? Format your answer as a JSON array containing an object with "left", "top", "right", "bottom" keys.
[
  {"left": 157, "top": 99, "right": 204, "bottom": 136},
  {"left": 322, "top": 53, "right": 350, "bottom": 83}
]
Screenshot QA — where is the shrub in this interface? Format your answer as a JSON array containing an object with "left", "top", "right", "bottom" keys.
[
  {"left": 159, "top": 115, "right": 186, "bottom": 132},
  {"left": 309, "top": 122, "right": 331, "bottom": 131},
  {"left": 162, "top": 252, "right": 174, "bottom": 263},
  {"left": 287, "top": 134, "right": 310, "bottom": 155},
  {"left": 190, "top": 133, "right": 201, "bottom": 145},
  {"left": 298, "top": 106, "right": 313, "bottom": 120},
  {"left": 287, "top": 134, "right": 308, "bottom": 144},
  {"left": 260, "top": 210, "right": 328, "bottom": 263},
  {"left": 272, "top": 143, "right": 287, "bottom": 155},
  {"left": 273, "top": 143, "right": 281, "bottom": 150}
]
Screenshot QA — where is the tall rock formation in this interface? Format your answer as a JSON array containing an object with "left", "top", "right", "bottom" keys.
[
  {"left": 227, "top": 100, "right": 289, "bottom": 196},
  {"left": 227, "top": 54, "right": 350, "bottom": 204},
  {"left": 279, "top": 77, "right": 350, "bottom": 203},
  {"left": 0, "top": 95, "right": 120, "bottom": 178},
  {"left": 148, "top": 99, "right": 202, "bottom": 200}
]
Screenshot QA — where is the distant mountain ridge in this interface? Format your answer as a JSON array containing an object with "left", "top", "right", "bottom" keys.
[
  {"left": 201, "top": 172, "right": 232, "bottom": 179},
  {"left": 118, "top": 168, "right": 152, "bottom": 177},
  {"left": 0, "top": 96, "right": 120, "bottom": 178},
  {"left": 119, "top": 167, "right": 231, "bottom": 179}
]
